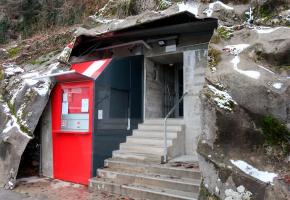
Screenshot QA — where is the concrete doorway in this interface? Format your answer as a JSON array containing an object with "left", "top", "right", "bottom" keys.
[{"left": 145, "top": 53, "right": 183, "bottom": 119}]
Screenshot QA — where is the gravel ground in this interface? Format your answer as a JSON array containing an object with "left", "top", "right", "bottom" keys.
[{"left": 0, "top": 177, "right": 131, "bottom": 200}]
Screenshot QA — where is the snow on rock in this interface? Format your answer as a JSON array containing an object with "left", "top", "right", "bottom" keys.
[
  {"left": 254, "top": 26, "right": 282, "bottom": 34},
  {"left": 88, "top": 16, "right": 115, "bottom": 24},
  {"left": 207, "top": 84, "right": 237, "bottom": 111},
  {"left": 22, "top": 62, "right": 60, "bottom": 96},
  {"left": 2, "top": 63, "right": 24, "bottom": 76},
  {"left": 272, "top": 82, "right": 283, "bottom": 89},
  {"left": 58, "top": 41, "right": 74, "bottom": 64},
  {"left": 32, "top": 80, "right": 51, "bottom": 96},
  {"left": 231, "top": 56, "right": 261, "bottom": 79},
  {"left": 230, "top": 160, "right": 278, "bottom": 184},
  {"left": 178, "top": 1, "right": 199, "bottom": 16},
  {"left": 225, "top": 185, "right": 252, "bottom": 200},
  {"left": 1, "top": 103, "right": 32, "bottom": 139},
  {"left": 203, "top": 1, "right": 233, "bottom": 17},
  {"left": 224, "top": 44, "right": 261, "bottom": 80}
]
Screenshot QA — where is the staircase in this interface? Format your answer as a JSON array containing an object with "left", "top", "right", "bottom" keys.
[{"left": 89, "top": 119, "right": 201, "bottom": 200}]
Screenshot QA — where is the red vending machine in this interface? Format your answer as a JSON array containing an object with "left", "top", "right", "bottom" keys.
[{"left": 51, "top": 59, "right": 110, "bottom": 185}]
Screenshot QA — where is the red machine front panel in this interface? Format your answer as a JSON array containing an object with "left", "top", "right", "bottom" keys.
[{"left": 51, "top": 81, "right": 93, "bottom": 185}]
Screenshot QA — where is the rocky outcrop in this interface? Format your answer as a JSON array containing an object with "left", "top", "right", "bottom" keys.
[
  {"left": 192, "top": 1, "right": 290, "bottom": 199},
  {"left": 0, "top": 29, "right": 73, "bottom": 188}
]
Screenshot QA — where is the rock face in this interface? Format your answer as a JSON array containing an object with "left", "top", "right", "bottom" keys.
[
  {"left": 0, "top": 30, "right": 72, "bottom": 187},
  {"left": 194, "top": 0, "right": 290, "bottom": 199},
  {"left": 0, "top": 61, "right": 56, "bottom": 188}
]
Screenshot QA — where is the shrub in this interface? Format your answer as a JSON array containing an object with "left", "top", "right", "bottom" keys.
[{"left": 261, "top": 115, "right": 290, "bottom": 155}]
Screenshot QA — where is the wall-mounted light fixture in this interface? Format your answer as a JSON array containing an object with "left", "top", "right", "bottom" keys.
[{"left": 158, "top": 40, "right": 166, "bottom": 47}]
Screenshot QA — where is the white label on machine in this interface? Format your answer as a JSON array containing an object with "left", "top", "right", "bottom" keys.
[
  {"left": 98, "top": 110, "right": 103, "bottom": 120},
  {"left": 63, "top": 93, "right": 68, "bottom": 102},
  {"left": 62, "top": 102, "right": 68, "bottom": 114},
  {"left": 81, "top": 99, "right": 89, "bottom": 112}
]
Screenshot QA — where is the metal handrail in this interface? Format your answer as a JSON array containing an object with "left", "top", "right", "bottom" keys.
[{"left": 161, "top": 91, "right": 188, "bottom": 164}]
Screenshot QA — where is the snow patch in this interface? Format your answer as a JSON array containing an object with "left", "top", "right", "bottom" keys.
[
  {"left": 33, "top": 81, "right": 50, "bottom": 96},
  {"left": 231, "top": 56, "right": 261, "bottom": 79},
  {"left": 2, "top": 103, "right": 32, "bottom": 139},
  {"left": 254, "top": 26, "right": 281, "bottom": 34},
  {"left": 225, "top": 44, "right": 261, "bottom": 80},
  {"left": 225, "top": 185, "right": 252, "bottom": 200},
  {"left": 203, "top": 1, "right": 233, "bottom": 17},
  {"left": 178, "top": 2, "right": 199, "bottom": 16},
  {"left": 272, "top": 82, "right": 282, "bottom": 89},
  {"left": 231, "top": 160, "right": 278, "bottom": 184},
  {"left": 208, "top": 84, "right": 237, "bottom": 111},
  {"left": 3, "top": 63, "right": 24, "bottom": 76}
]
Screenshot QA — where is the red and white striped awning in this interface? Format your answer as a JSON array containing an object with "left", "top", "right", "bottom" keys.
[
  {"left": 70, "top": 59, "right": 111, "bottom": 79},
  {"left": 31, "top": 59, "right": 111, "bottom": 82}
]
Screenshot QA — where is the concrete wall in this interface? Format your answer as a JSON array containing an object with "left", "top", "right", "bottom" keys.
[
  {"left": 144, "top": 58, "right": 165, "bottom": 118},
  {"left": 183, "top": 48, "right": 207, "bottom": 158},
  {"left": 40, "top": 100, "right": 53, "bottom": 178},
  {"left": 144, "top": 42, "right": 208, "bottom": 159}
]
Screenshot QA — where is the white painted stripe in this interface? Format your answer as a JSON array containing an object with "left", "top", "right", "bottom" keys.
[{"left": 82, "top": 60, "right": 106, "bottom": 77}]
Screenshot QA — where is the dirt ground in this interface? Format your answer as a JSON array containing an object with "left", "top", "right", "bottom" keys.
[{"left": 2, "top": 176, "right": 130, "bottom": 200}]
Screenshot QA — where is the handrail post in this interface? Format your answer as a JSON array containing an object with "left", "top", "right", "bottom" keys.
[
  {"left": 161, "top": 119, "right": 168, "bottom": 164},
  {"left": 161, "top": 91, "right": 188, "bottom": 164}
]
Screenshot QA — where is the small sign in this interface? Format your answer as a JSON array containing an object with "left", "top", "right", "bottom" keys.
[
  {"left": 81, "top": 99, "right": 89, "bottom": 112},
  {"left": 62, "top": 102, "right": 68, "bottom": 114},
  {"left": 165, "top": 44, "right": 176, "bottom": 53},
  {"left": 98, "top": 110, "right": 103, "bottom": 120}
]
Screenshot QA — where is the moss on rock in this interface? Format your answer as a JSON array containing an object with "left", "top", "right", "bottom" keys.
[{"left": 199, "top": 179, "right": 220, "bottom": 200}]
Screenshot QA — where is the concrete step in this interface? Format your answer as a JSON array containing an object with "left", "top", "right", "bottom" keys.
[
  {"left": 105, "top": 159, "right": 201, "bottom": 180},
  {"left": 132, "top": 130, "right": 179, "bottom": 139},
  {"left": 97, "top": 168, "right": 200, "bottom": 193},
  {"left": 112, "top": 150, "right": 161, "bottom": 163},
  {"left": 119, "top": 143, "right": 167, "bottom": 155},
  {"left": 138, "top": 124, "right": 183, "bottom": 132},
  {"left": 90, "top": 178, "right": 198, "bottom": 200},
  {"left": 126, "top": 136, "right": 173, "bottom": 146},
  {"left": 143, "top": 119, "right": 185, "bottom": 125}
]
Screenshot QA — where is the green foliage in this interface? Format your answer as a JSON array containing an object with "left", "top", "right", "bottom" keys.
[
  {"left": 0, "top": 0, "right": 96, "bottom": 43},
  {"left": 210, "top": 34, "right": 221, "bottom": 44},
  {"left": 217, "top": 26, "right": 233, "bottom": 40},
  {"left": 7, "top": 47, "right": 21, "bottom": 58},
  {"left": 30, "top": 59, "right": 45, "bottom": 65},
  {"left": 6, "top": 100, "right": 31, "bottom": 135},
  {"left": 0, "top": 17, "right": 8, "bottom": 44},
  {"left": 254, "top": 0, "right": 288, "bottom": 21},
  {"left": 208, "top": 47, "right": 221, "bottom": 69},
  {"left": 156, "top": 0, "right": 172, "bottom": 10},
  {"left": 0, "top": 68, "right": 4, "bottom": 80},
  {"left": 262, "top": 116, "right": 290, "bottom": 155}
]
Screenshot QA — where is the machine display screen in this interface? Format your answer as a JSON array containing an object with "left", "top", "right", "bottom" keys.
[{"left": 60, "top": 87, "right": 89, "bottom": 132}]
